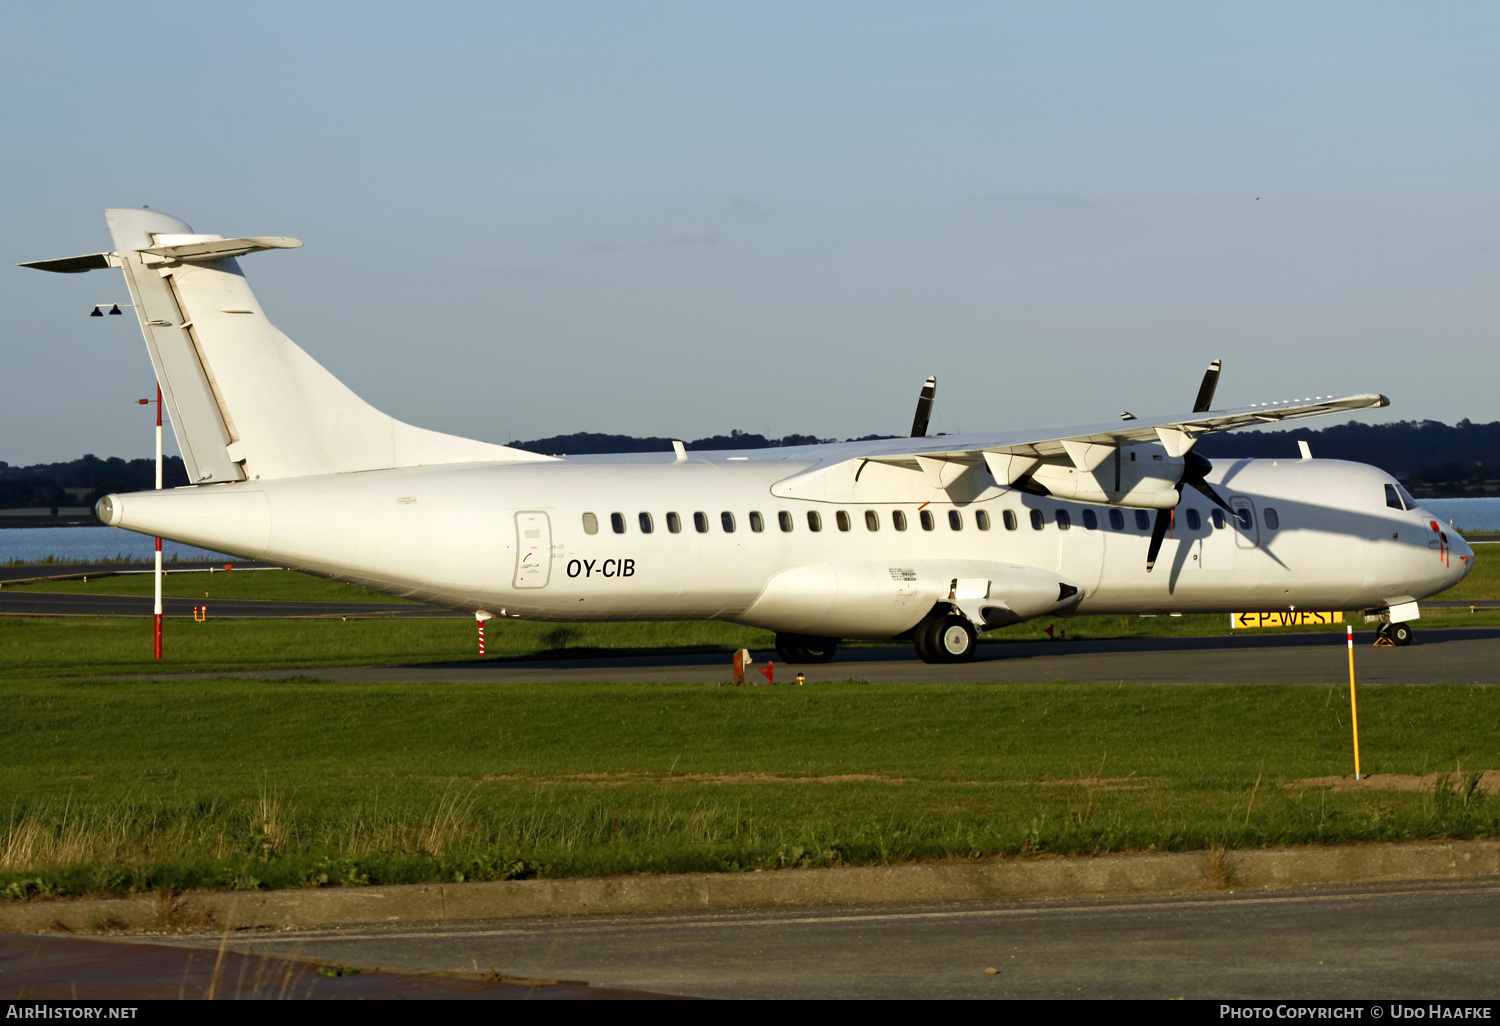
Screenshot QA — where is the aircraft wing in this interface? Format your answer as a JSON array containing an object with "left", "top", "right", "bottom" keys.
[{"left": 852, "top": 393, "right": 1388, "bottom": 480}]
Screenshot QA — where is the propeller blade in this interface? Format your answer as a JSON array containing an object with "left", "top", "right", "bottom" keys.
[
  {"left": 911, "top": 375, "right": 937, "bottom": 438},
  {"left": 1187, "top": 477, "right": 1232, "bottom": 512},
  {"left": 1146, "top": 504, "right": 1173, "bottom": 572},
  {"left": 1182, "top": 450, "right": 1233, "bottom": 511},
  {"left": 1192, "top": 359, "right": 1222, "bottom": 413}
]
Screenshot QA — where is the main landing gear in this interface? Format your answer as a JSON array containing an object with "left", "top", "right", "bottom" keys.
[
  {"left": 1375, "top": 622, "right": 1415, "bottom": 647},
  {"left": 775, "top": 633, "right": 839, "bottom": 663},
  {"left": 913, "top": 611, "right": 978, "bottom": 664}
]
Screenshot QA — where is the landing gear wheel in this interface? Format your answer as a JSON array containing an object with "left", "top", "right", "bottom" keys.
[
  {"left": 930, "top": 614, "right": 978, "bottom": 663},
  {"left": 1390, "top": 622, "right": 1414, "bottom": 647},
  {"left": 913, "top": 620, "right": 938, "bottom": 663},
  {"left": 774, "top": 633, "right": 839, "bottom": 664}
]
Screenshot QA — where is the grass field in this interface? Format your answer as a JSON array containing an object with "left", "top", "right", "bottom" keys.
[
  {"left": 0, "top": 552, "right": 1495, "bottom": 678},
  {"left": 6, "top": 568, "right": 413, "bottom": 604},
  {"left": 0, "top": 554, "right": 1494, "bottom": 902},
  {"left": 0, "top": 679, "right": 1495, "bottom": 900}
]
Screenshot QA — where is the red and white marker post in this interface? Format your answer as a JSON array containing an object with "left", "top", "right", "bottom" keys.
[
  {"left": 140, "top": 386, "right": 164, "bottom": 658},
  {"left": 476, "top": 611, "right": 492, "bottom": 657}
]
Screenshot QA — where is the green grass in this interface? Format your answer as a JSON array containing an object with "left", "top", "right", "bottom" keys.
[
  {"left": 5, "top": 569, "right": 414, "bottom": 604},
  {"left": 5, "top": 606, "right": 1500, "bottom": 680},
  {"left": 0, "top": 616, "right": 778, "bottom": 679},
  {"left": 0, "top": 679, "right": 1494, "bottom": 900}
]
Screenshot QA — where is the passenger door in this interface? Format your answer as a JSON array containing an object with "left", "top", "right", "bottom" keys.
[{"left": 514, "top": 511, "right": 553, "bottom": 589}]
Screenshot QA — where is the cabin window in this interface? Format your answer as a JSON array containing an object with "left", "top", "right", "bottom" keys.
[
  {"left": 666, "top": 512, "right": 682, "bottom": 534},
  {"left": 1235, "top": 507, "right": 1253, "bottom": 530},
  {"left": 749, "top": 511, "right": 765, "bottom": 532},
  {"left": 976, "top": 510, "right": 991, "bottom": 530},
  {"left": 778, "top": 511, "right": 793, "bottom": 532},
  {"left": 721, "top": 512, "right": 736, "bottom": 532},
  {"left": 638, "top": 512, "right": 654, "bottom": 534},
  {"left": 611, "top": 513, "right": 626, "bottom": 534},
  {"left": 1055, "top": 510, "right": 1071, "bottom": 531},
  {"left": 1003, "top": 509, "right": 1018, "bottom": 530},
  {"left": 865, "top": 510, "right": 879, "bottom": 531},
  {"left": 920, "top": 510, "right": 935, "bottom": 531},
  {"left": 694, "top": 512, "right": 709, "bottom": 533},
  {"left": 1135, "top": 510, "right": 1151, "bottom": 531},
  {"left": 1185, "top": 509, "right": 1200, "bottom": 531},
  {"left": 1082, "top": 509, "right": 1098, "bottom": 531},
  {"left": 893, "top": 510, "right": 908, "bottom": 531},
  {"left": 582, "top": 512, "right": 599, "bottom": 535},
  {"left": 1030, "top": 509, "right": 1044, "bottom": 531},
  {"left": 1385, "top": 484, "right": 1404, "bottom": 510},
  {"left": 1109, "top": 509, "right": 1124, "bottom": 531},
  {"left": 836, "top": 510, "right": 852, "bottom": 532},
  {"left": 943, "top": 510, "right": 959, "bottom": 531},
  {"left": 1264, "top": 507, "right": 1280, "bottom": 530},
  {"left": 807, "top": 510, "right": 822, "bottom": 532},
  {"left": 1211, "top": 508, "right": 1225, "bottom": 530}
]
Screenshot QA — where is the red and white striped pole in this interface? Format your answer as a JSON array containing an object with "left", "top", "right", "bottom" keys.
[
  {"left": 476, "top": 610, "right": 491, "bottom": 657},
  {"left": 152, "top": 384, "right": 163, "bottom": 659}
]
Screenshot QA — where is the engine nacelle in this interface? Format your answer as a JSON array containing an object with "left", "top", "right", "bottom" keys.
[
  {"left": 1011, "top": 442, "right": 1183, "bottom": 509},
  {"left": 735, "top": 559, "right": 1084, "bottom": 638}
]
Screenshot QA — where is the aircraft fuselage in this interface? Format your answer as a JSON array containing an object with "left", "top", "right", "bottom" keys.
[{"left": 98, "top": 451, "right": 1472, "bottom": 639}]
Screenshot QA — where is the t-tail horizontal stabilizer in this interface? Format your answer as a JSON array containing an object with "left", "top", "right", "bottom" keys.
[{"left": 23, "top": 209, "right": 552, "bottom": 485}]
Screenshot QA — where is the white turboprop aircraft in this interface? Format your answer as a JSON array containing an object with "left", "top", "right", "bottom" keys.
[{"left": 24, "top": 208, "right": 1473, "bottom": 663}]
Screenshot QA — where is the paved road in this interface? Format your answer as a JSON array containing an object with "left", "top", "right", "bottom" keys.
[
  {"left": 150, "top": 881, "right": 1500, "bottom": 999},
  {"left": 223, "top": 625, "right": 1500, "bottom": 685}
]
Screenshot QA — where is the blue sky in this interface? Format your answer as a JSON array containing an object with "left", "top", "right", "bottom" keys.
[{"left": 4, "top": 2, "right": 1497, "bottom": 462}]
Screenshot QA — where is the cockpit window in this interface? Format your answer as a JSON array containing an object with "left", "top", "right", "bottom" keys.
[
  {"left": 1395, "top": 482, "right": 1418, "bottom": 510},
  {"left": 1385, "top": 484, "right": 1404, "bottom": 511}
]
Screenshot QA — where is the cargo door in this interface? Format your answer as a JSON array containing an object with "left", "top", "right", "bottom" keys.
[{"left": 514, "top": 511, "right": 552, "bottom": 589}]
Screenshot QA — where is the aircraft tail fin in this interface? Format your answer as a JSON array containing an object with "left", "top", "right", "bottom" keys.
[{"left": 79, "top": 208, "right": 548, "bottom": 483}]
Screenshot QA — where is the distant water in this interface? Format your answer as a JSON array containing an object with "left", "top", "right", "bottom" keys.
[
  {"left": 1421, "top": 498, "right": 1500, "bottom": 533},
  {"left": 0, "top": 526, "right": 230, "bottom": 565}
]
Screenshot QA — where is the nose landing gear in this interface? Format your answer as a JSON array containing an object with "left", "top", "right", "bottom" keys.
[{"left": 1375, "top": 622, "right": 1415, "bottom": 647}]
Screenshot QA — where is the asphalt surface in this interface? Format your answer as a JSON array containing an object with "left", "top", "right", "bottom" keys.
[
  {"left": 0, "top": 933, "right": 676, "bottom": 1001},
  {"left": 148, "top": 881, "right": 1500, "bottom": 1000},
  {"left": 213, "top": 625, "right": 1500, "bottom": 685}
]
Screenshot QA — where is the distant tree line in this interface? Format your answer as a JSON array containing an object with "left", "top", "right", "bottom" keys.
[
  {"left": 507, "top": 429, "right": 873, "bottom": 455},
  {"left": 0, "top": 455, "right": 189, "bottom": 509},
  {"left": 5, "top": 418, "right": 1495, "bottom": 507},
  {"left": 1194, "top": 419, "right": 1500, "bottom": 496}
]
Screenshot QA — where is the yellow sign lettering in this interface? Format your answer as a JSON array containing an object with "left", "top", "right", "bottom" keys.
[{"left": 1230, "top": 611, "right": 1344, "bottom": 628}]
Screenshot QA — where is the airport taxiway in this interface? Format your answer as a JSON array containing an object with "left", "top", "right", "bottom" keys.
[
  {"left": 146, "top": 880, "right": 1500, "bottom": 1000},
  {"left": 217, "top": 625, "right": 1500, "bottom": 685}
]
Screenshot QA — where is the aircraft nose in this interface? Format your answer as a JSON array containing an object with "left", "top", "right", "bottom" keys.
[{"left": 1449, "top": 529, "right": 1475, "bottom": 584}]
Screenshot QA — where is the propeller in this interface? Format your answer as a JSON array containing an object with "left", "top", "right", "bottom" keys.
[
  {"left": 911, "top": 375, "right": 937, "bottom": 438},
  {"left": 1146, "top": 360, "right": 1232, "bottom": 572},
  {"left": 1146, "top": 451, "right": 1235, "bottom": 571},
  {"left": 1193, "top": 359, "right": 1222, "bottom": 413}
]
